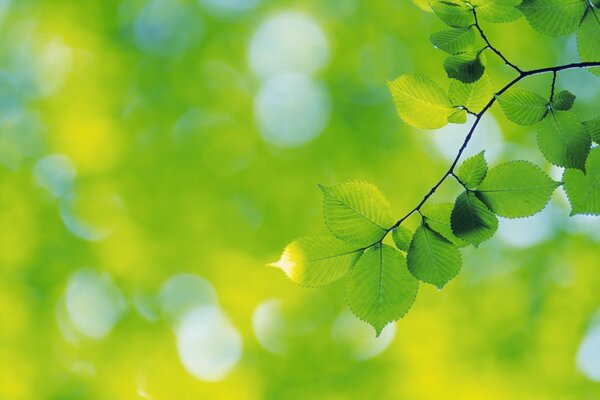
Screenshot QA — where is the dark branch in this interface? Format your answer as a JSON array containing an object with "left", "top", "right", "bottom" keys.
[
  {"left": 472, "top": 9, "right": 523, "bottom": 74},
  {"left": 549, "top": 70, "right": 557, "bottom": 102}
]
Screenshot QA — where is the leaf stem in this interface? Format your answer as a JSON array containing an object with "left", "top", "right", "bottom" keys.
[
  {"left": 472, "top": 9, "right": 523, "bottom": 74},
  {"left": 549, "top": 70, "right": 557, "bottom": 102}
]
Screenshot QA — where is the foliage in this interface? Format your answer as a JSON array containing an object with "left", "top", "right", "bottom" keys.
[{"left": 274, "top": 0, "right": 600, "bottom": 335}]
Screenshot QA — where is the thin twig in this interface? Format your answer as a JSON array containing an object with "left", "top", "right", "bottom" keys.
[
  {"left": 549, "top": 70, "right": 557, "bottom": 102},
  {"left": 472, "top": 9, "right": 523, "bottom": 74}
]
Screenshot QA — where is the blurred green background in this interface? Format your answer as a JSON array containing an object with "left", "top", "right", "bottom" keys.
[{"left": 1, "top": 0, "right": 600, "bottom": 398}]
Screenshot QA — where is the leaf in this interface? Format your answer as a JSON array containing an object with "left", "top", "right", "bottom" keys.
[
  {"left": 550, "top": 90, "right": 576, "bottom": 111},
  {"left": 536, "top": 110, "right": 590, "bottom": 171},
  {"left": 472, "top": 0, "right": 523, "bottom": 23},
  {"left": 563, "top": 147, "right": 600, "bottom": 216},
  {"left": 270, "top": 236, "right": 363, "bottom": 287},
  {"left": 444, "top": 52, "right": 486, "bottom": 84},
  {"left": 457, "top": 151, "right": 488, "bottom": 189},
  {"left": 430, "top": 27, "right": 476, "bottom": 54},
  {"left": 448, "top": 108, "right": 467, "bottom": 124},
  {"left": 477, "top": 161, "right": 559, "bottom": 218},
  {"left": 413, "top": 0, "right": 434, "bottom": 11},
  {"left": 577, "top": 11, "right": 600, "bottom": 76},
  {"left": 407, "top": 224, "right": 462, "bottom": 288},
  {"left": 518, "top": 0, "right": 588, "bottom": 37},
  {"left": 388, "top": 73, "right": 454, "bottom": 130},
  {"left": 451, "top": 191, "right": 498, "bottom": 246},
  {"left": 497, "top": 86, "right": 548, "bottom": 125},
  {"left": 420, "top": 203, "right": 470, "bottom": 247},
  {"left": 583, "top": 116, "right": 600, "bottom": 144},
  {"left": 320, "top": 181, "right": 395, "bottom": 247},
  {"left": 347, "top": 244, "right": 419, "bottom": 336},
  {"left": 430, "top": 0, "right": 476, "bottom": 27},
  {"left": 392, "top": 226, "right": 414, "bottom": 252},
  {"left": 449, "top": 74, "right": 494, "bottom": 113}
]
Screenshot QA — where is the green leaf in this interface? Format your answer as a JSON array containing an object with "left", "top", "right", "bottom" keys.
[
  {"left": 320, "top": 181, "right": 395, "bottom": 247},
  {"left": 444, "top": 52, "right": 486, "bottom": 83},
  {"left": 518, "top": 0, "right": 587, "bottom": 36},
  {"left": 577, "top": 11, "right": 600, "bottom": 76},
  {"left": 477, "top": 161, "right": 559, "bottom": 218},
  {"left": 448, "top": 108, "right": 467, "bottom": 124},
  {"left": 536, "top": 110, "right": 590, "bottom": 171},
  {"left": 388, "top": 73, "right": 454, "bottom": 130},
  {"left": 420, "top": 203, "right": 470, "bottom": 247},
  {"left": 449, "top": 74, "right": 494, "bottom": 113},
  {"left": 451, "top": 191, "right": 498, "bottom": 246},
  {"left": 430, "top": 27, "right": 476, "bottom": 54},
  {"left": 347, "top": 244, "right": 419, "bottom": 336},
  {"left": 563, "top": 147, "right": 600, "bottom": 216},
  {"left": 583, "top": 116, "right": 600, "bottom": 144},
  {"left": 270, "top": 236, "right": 363, "bottom": 287},
  {"left": 497, "top": 86, "right": 548, "bottom": 125},
  {"left": 430, "top": 0, "right": 475, "bottom": 27},
  {"left": 457, "top": 151, "right": 488, "bottom": 189},
  {"left": 407, "top": 224, "right": 462, "bottom": 288},
  {"left": 550, "top": 90, "right": 576, "bottom": 111},
  {"left": 392, "top": 226, "right": 414, "bottom": 252},
  {"left": 472, "top": 0, "right": 523, "bottom": 23}
]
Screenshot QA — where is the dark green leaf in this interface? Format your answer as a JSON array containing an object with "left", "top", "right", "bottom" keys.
[
  {"left": 407, "top": 224, "right": 462, "bottom": 288},
  {"left": 451, "top": 191, "right": 498, "bottom": 246},
  {"left": 497, "top": 86, "right": 548, "bottom": 125},
  {"left": 457, "top": 151, "right": 488, "bottom": 189},
  {"left": 420, "top": 203, "right": 470, "bottom": 247},
  {"left": 519, "top": 0, "right": 587, "bottom": 36},
  {"left": 583, "top": 116, "right": 600, "bottom": 144},
  {"left": 347, "top": 244, "right": 419, "bottom": 336},
  {"left": 536, "top": 110, "right": 590, "bottom": 171},
  {"left": 550, "top": 90, "right": 576, "bottom": 111},
  {"left": 444, "top": 52, "right": 486, "bottom": 83},
  {"left": 563, "top": 147, "right": 600, "bottom": 216},
  {"left": 392, "top": 226, "right": 414, "bottom": 252},
  {"left": 430, "top": 27, "right": 476, "bottom": 54}
]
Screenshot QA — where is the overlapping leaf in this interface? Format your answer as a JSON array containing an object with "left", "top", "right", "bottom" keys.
[
  {"left": 407, "top": 224, "right": 462, "bottom": 288},
  {"left": 451, "top": 191, "right": 498, "bottom": 245},
  {"left": 347, "top": 244, "right": 419, "bottom": 336},
  {"left": 519, "top": 0, "right": 587, "bottom": 36},
  {"left": 536, "top": 110, "right": 590, "bottom": 171},
  {"left": 430, "top": 0, "right": 475, "bottom": 27},
  {"left": 578, "top": 10, "right": 600, "bottom": 76},
  {"left": 421, "top": 203, "right": 470, "bottom": 247},
  {"left": 457, "top": 151, "right": 488, "bottom": 189},
  {"left": 550, "top": 90, "right": 576, "bottom": 110},
  {"left": 563, "top": 147, "right": 600, "bottom": 216},
  {"left": 388, "top": 73, "right": 455, "bottom": 129},
  {"left": 430, "top": 27, "right": 476, "bottom": 54},
  {"left": 271, "top": 236, "right": 363, "bottom": 287},
  {"left": 392, "top": 226, "right": 414, "bottom": 252},
  {"left": 449, "top": 74, "right": 494, "bottom": 113},
  {"left": 472, "top": 0, "right": 523, "bottom": 23},
  {"left": 584, "top": 116, "right": 600, "bottom": 143},
  {"left": 320, "top": 181, "right": 395, "bottom": 247},
  {"left": 477, "top": 161, "right": 559, "bottom": 218},
  {"left": 497, "top": 86, "right": 548, "bottom": 125},
  {"left": 448, "top": 108, "right": 468, "bottom": 124},
  {"left": 444, "top": 52, "right": 486, "bottom": 83}
]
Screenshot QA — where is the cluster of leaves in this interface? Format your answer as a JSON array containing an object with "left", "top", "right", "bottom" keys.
[{"left": 272, "top": 0, "right": 600, "bottom": 335}]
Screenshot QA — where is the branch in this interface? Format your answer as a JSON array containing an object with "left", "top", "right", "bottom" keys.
[
  {"left": 472, "top": 9, "right": 523, "bottom": 74},
  {"left": 390, "top": 61, "right": 600, "bottom": 230}
]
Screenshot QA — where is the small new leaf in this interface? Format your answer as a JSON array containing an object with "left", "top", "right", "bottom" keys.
[
  {"left": 392, "top": 226, "right": 414, "bottom": 252},
  {"left": 449, "top": 74, "right": 494, "bottom": 114},
  {"left": 457, "top": 151, "right": 488, "bottom": 189},
  {"left": 430, "top": 27, "right": 476, "bottom": 54},
  {"left": 477, "top": 161, "right": 559, "bottom": 218},
  {"left": 430, "top": 0, "right": 475, "bottom": 27},
  {"left": 451, "top": 191, "right": 498, "bottom": 246},
  {"left": 347, "top": 244, "right": 419, "bottom": 336},
  {"left": 421, "top": 203, "right": 470, "bottom": 247},
  {"left": 550, "top": 90, "right": 576, "bottom": 111},
  {"left": 536, "top": 110, "right": 590, "bottom": 171},
  {"left": 407, "top": 224, "right": 462, "bottom": 288},
  {"left": 577, "top": 11, "right": 600, "bottom": 76},
  {"left": 320, "top": 181, "right": 395, "bottom": 247},
  {"left": 563, "top": 147, "right": 600, "bottom": 216},
  {"left": 583, "top": 116, "right": 600, "bottom": 144},
  {"left": 270, "top": 236, "right": 363, "bottom": 287},
  {"left": 444, "top": 52, "right": 486, "bottom": 84},
  {"left": 519, "top": 0, "right": 587, "bottom": 37},
  {"left": 497, "top": 86, "right": 548, "bottom": 125},
  {"left": 388, "top": 73, "right": 454, "bottom": 130}
]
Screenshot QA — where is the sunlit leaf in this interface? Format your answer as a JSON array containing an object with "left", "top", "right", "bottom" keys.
[
  {"left": 518, "top": 0, "right": 587, "bottom": 36},
  {"left": 497, "top": 86, "right": 548, "bottom": 125},
  {"left": 449, "top": 74, "right": 494, "bottom": 113},
  {"left": 421, "top": 203, "right": 470, "bottom": 247},
  {"left": 457, "top": 151, "right": 488, "bottom": 189},
  {"left": 430, "top": 0, "right": 475, "bottom": 27},
  {"left": 536, "top": 110, "right": 590, "bottom": 171},
  {"left": 451, "top": 191, "right": 498, "bottom": 246},
  {"left": 388, "top": 73, "right": 454, "bottom": 129},
  {"left": 430, "top": 27, "right": 476, "bottom": 54},
  {"left": 347, "top": 244, "right": 419, "bottom": 336},
  {"left": 407, "top": 224, "right": 462, "bottom": 288},
  {"left": 320, "top": 181, "right": 395, "bottom": 247},
  {"left": 472, "top": 0, "right": 523, "bottom": 23},
  {"left": 550, "top": 90, "right": 576, "bottom": 111},
  {"left": 583, "top": 116, "right": 600, "bottom": 144},
  {"left": 448, "top": 108, "right": 467, "bottom": 124},
  {"left": 444, "top": 52, "right": 486, "bottom": 83},
  {"left": 270, "top": 236, "right": 363, "bottom": 287},
  {"left": 563, "top": 147, "right": 600, "bottom": 216},
  {"left": 577, "top": 11, "right": 600, "bottom": 76},
  {"left": 392, "top": 226, "right": 414, "bottom": 252},
  {"left": 477, "top": 161, "right": 559, "bottom": 218}
]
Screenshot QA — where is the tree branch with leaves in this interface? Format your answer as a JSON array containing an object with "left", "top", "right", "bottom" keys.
[{"left": 271, "top": 0, "right": 600, "bottom": 336}]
